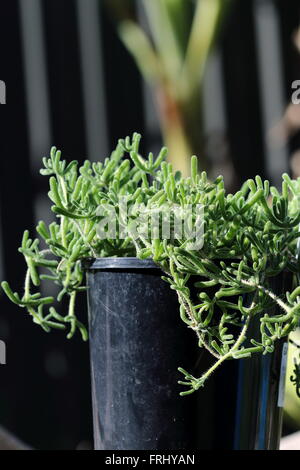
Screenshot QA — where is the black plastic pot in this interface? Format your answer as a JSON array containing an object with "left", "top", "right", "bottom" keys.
[
  {"left": 85, "top": 258, "right": 289, "bottom": 450},
  {"left": 233, "top": 272, "right": 290, "bottom": 450}
]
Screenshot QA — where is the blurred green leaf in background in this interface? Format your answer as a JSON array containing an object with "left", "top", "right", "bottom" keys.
[
  {"left": 107, "top": 0, "right": 232, "bottom": 176},
  {"left": 285, "top": 329, "right": 300, "bottom": 430}
]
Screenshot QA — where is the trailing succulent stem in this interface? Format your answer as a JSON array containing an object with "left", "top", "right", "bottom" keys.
[{"left": 2, "top": 133, "right": 300, "bottom": 396}]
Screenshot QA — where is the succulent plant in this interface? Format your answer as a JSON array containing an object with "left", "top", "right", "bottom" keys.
[{"left": 2, "top": 133, "right": 300, "bottom": 395}]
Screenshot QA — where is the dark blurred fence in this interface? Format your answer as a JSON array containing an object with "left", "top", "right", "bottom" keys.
[{"left": 0, "top": 0, "right": 299, "bottom": 449}]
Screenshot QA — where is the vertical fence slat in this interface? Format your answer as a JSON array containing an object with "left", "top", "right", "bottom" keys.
[
  {"left": 100, "top": 3, "right": 145, "bottom": 151},
  {"left": 0, "top": 0, "right": 40, "bottom": 446},
  {"left": 19, "top": 0, "right": 52, "bottom": 172},
  {"left": 221, "top": 0, "right": 265, "bottom": 183},
  {"left": 42, "top": 0, "right": 87, "bottom": 162},
  {"left": 76, "top": 0, "right": 108, "bottom": 162},
  {"left": 253, "top": 0, "right": 288, "bottom": 186},
  {"left": 276, "top": 0, "right": 300, "bottom": 160}
]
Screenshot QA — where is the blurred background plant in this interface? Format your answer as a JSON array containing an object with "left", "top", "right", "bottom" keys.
[
  {"left": 0, "top": 0, "right": 300, "bottom": 450},
  {"left": 265, "top": 20, "right": 300, "bottom": 435},
  {"left": 107, "top": 0, "right": 232, "bottom": 176}
]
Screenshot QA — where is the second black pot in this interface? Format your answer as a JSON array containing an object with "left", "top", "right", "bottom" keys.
[{"left": 85, "top": 257, "right": 289, "bottom": 450}]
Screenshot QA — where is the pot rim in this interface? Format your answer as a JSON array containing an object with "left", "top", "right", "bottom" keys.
[{"left": 82, "top": 257, "right": 159, "bottom": 270}]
